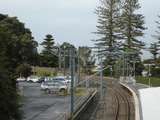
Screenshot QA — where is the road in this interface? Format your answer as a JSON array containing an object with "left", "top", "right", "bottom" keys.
[{"left": 18, "top": 82, "right": 94, "bottom": 120}]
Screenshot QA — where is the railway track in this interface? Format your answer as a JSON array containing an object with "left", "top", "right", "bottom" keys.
[
  {"left": 79, "top": 80, "right": 135, "bottom": 120},
  {"left": 110, "top": 84, "right": 134, "bottom": 120}
]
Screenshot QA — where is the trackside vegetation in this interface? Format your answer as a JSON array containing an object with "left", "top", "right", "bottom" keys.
[{"left": 136, "top": 76, "right": 160, "bottom": 87}]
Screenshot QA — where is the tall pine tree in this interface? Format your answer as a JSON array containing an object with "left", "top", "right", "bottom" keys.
[
  {"left": 40, "top": 34, "right": 58, "bottom": 67},
  {"left": 95, "top": 0, "right": 122, "bottom": 65},
  {"left": 153, "top": 15, "right": 160, "bottom": 42},
  {"left": 121, "top": 0, "right": 145, "bottom": 55},
  {"left": 149, "top": 43, "right": 160, "bottom": 62}
]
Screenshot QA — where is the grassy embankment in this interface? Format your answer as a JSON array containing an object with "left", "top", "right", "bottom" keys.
[{"left": 136, "top": 76, "right": 160, "bottom": 87}]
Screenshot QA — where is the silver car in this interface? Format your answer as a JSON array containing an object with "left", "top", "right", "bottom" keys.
[{"left": 41, "top": 81, "right": 68, "bottom": 94}]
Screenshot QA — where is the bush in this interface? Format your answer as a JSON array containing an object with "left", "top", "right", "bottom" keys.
[
  {"left": 33, "top": 67, "right": 57, "bottom": 77},
  {"left": 136, "top": 76, "right": 160, "bottom": 87},
  {"left": 0, "top": 72, "right": 22, "bottom": 120},
  {"left": 151, "top": 67, "right": 160, "bottom": 77},
  {"left": 103, "top": 68, "right": 114, "bottom": 77},
  {"left": 16, "top": 64, "right": 32, "bottom": 79}
]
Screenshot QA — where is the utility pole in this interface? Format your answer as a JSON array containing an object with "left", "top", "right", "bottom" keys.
[
  {"left": 148, "top": 64, "right": 151, "bottom": 87},
  {"left": 63, "top": 47, "right": 66, "bottom": 76},
  {"left": 133, "top": 61, "right": 136, "bottom": 78},
  {"left": 58, "top": 47, "right": 62, "bottom": 71},
  {"left": 78, "top": 47, "right": 80, "bottom": 82},
  {"left": 123, "top": 54, "right": 125, "bottom": 77},
  {"left": 70, "top": 48, "right": 75, "bottom": 119},
  {"left": 100, "top": 56, "right": 103, "bottom": 99}
]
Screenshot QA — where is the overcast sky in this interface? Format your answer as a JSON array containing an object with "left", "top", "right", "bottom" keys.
[{"left": 0, "top": 0, "right": 160, "bottom": 59}]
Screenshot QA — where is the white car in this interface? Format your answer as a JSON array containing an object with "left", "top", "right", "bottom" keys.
[
  {"left": 16, "top": 77, "right": 26, "bottom": 82},
  {"left": 27, "top": 76, "right": 39, "bottom": 83},
  {"left": 53, "top": 76, "right": 68, "bottom": 84},
  {"left": 65, "top": 76, "right": 71, "bottom": 83},
  {"left": 41, "top": 81, "right": 68, "bottom": 94}
]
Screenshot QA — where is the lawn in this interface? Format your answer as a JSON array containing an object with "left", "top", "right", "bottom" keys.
[{"left": 136, "top": 76, "right": 160, "bottom": 87}]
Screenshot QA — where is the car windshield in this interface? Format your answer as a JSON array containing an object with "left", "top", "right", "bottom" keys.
[
  {"left": 53, "top": 78, "right": 65, "bottom": 81},
  {"left": 43, "top": 81, "right": 65, "bottom": 86}
]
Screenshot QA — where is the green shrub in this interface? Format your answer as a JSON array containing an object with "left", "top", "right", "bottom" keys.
[
  {"left": 16, "top": 64, "right": 32, "bottom": 78},
  {"left": 34, "top": 67, "right": 57, "bottom": 77},
  {"left": 136, "top": 76, "right": 160, "bottom": 87}
]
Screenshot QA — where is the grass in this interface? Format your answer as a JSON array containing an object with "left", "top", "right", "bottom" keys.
[
  {"left": 32, "top": 66, "right": 57, "bottom": 77},
  {"left": 75, "top": 88, "right": 88, "bottom": 96},
  {"left": 136, "top": 76, "right": 160, "bottom": 87}
]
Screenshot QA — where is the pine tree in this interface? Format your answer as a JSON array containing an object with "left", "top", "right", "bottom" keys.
[
  {"left": 121, "top": 0, "right": 145, "bottom": 55},
  {"left": 149, "top": 43, "right": 160, "bottom": 62},
  {"left": 40, "top": 34, "right": 58, "bottom": 67},
  {"left": 150, "top": 15, "right": 160, "bottom": 64},
  {"left": 95, "top": 0, "right": 122, "bottom": 65},
  {"left": 153, "top": 15, "right": 160, "bottom": 42},
  {"left": 41, "top": 34, "right": 55, "bottom": 55}
]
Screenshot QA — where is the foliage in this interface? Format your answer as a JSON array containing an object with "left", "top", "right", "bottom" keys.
[
  {"left": 103, "top": 67, "right": 114, "bottom": 76},
  {"left": 16, "top": 64, "right": 32, "bottom": 79},
  {"left": 121, "top": 0, "right": 146, "bottom": 60},
  {"left": 136, "top": 76, "right": 160, "bottom": 87},
  {"left": 0, "top": 73, "right": 22, "bottom": 120},
  {"left": 95, "top": 0, "right": 122, "bottom": 65},
  {"left": 40, "top": 34, "right": 58, "bottom": 67},
  {"left": 0, "top": 14, "right": 38, "bottom": 69},
  {"left": 143, "top": 59, "right": 154, "bottom": 64},
  {"left": 78, "top": 47, "right": 95, "bottom": 74},
  {"left": 0, "top": 14, "right": 38, "bottom": 120},
  {"left": 153, "top": 15, "right": 160, "bottom": 42},
  {"left": 149, "top": 43, "right": 160, "bottom": 63},
  {"left": 135, "top": 62, "right": 145, "bottom": 76},
  {"left": 151, "top": 67, "right": 160, "bottom": 77},
  {"left": 60, "top": 42, "right": 76, "bottom": 69},
  {"left": 33, "top": 67, "right": 57, "bottom": 77}
]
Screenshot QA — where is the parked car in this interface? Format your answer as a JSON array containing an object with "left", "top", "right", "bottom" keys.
[
  {"left": 53, "top": 77, "right": 68, "bottom": 85},
  {"left": 38, "top": 77, "right": 45, "bottom": 83},
  {"left": 27, "top": 76, "right": 39, "bottom": 83},
  {"left": 16, "top": 77, "right": 26, "bottom": 82},
  {"left": 44, "top": 77, "right": 53, "bottom": 82},
  {"left": 54, "top": 76, "right": 75, "bottom": 84},
  {"left": 65, "top": 76, "right": 71, "bottom": 83},
  {"left": 41, "top": 81, "right": 68, "bottom": 94}
]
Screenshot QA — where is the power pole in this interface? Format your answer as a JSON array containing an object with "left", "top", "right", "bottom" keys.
[
  {"left": 148, "top": 64, "right": 151, "bottom": 87},
  {"left": 58, "top": 47, "right": 62, "bottom": 71},
  {"left": 70, "top": 48, "right": 75, "bottom": 119},
  {"left": 78, "top": 47, "right": 80, "bottom": 82},
  {"left": 100, "top": 56, "right": 103, "bottom": 100}
]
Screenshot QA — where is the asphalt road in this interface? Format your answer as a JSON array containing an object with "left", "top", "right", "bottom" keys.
[
  {"left": 18, "top": 82, "right": 93, "bottom": 120},
  {"left": 18, "top": 82, "right": 70, "bottom": 120}
]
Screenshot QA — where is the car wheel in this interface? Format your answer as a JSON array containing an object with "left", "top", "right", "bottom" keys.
[
  {"left": 45, "top": 89, "right": 50, "bottom": 94},
  {"left": 28, "top": 80, "right": 33, "bottom": 83},
  {"left": 59, "top": 89, "right": 66, "bottom": 95}
]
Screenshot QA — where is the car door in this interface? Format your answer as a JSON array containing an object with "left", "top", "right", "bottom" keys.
[{"left": 54, "top": 82, "right": 60, "bottom": 92}]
